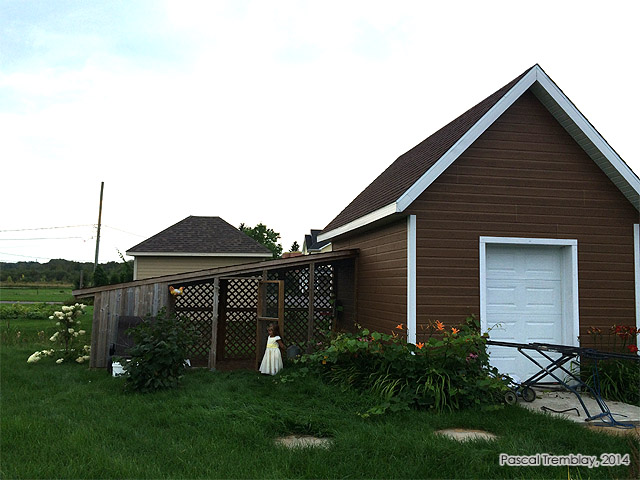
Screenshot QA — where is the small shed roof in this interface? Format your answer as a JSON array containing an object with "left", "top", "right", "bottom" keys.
[
  {"left": 73, "top": 249, "right": 358, "bottom": 298},
  {"left": 319, "top": 64, "right": 640, "bottom": 241},
  {"left": 126, "top": 216, "right": 272, "bottom": 257}
]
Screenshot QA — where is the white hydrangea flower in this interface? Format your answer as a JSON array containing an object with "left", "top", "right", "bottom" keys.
[
  {"left": 49, "top": 315, "right": 54, "bottom": 320},
  {"left": 68, "top": 328, "right": 74, "bottom": 334},
  {"left": 62, "top": 306, "right": 71, "bottom": 312},
  {"left": 75, "top": 357, "right": 84, "bottom": 363},
  {"left": 78, "top": 330, "right": 86, "bottom": 335},
  {"left": 27, "top": 352, "right": 41, "bottom": 363},
  {"left": 83, "top": 355, "right": 90, "bottom": 361},
  {"left": 56, "top": 358, "right": 64, "bottom": 364}
]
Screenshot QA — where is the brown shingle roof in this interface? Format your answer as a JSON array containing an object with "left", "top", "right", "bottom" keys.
[
  {"left": 322, "top": 66, "right": 535, "bottom": 234},
  {"left": 127, "top": 216, "right": 272, "bottom": 255}
]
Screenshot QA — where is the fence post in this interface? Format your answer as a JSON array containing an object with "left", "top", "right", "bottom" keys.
[{"left": 209, "top": 277, "right": 220, "bottom": 370}]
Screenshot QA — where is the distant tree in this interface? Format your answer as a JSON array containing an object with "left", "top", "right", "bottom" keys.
[
  {"left": 239, "top": 223, "right": 283, "bottom": 259},
  {"left": 93, "top": 265, "right": 109, "bottom": 287},
  {"left": 290, "top": 241, "right": 300, "bottom": 252}
]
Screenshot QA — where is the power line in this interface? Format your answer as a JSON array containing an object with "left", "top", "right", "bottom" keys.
[
  {"left": 0, "top": 251, "right": 52, "bottom": 261},
  {"left": 102, "top": 225, "right": 145, "bottom": 237},
  {"left": 0, "top": 224, "right": 93, "bottom": 233},
  {"left": 0, "top": 236, "right": 86, "bottom": 241}
]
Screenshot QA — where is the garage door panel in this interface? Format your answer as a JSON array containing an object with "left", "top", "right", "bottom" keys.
[{"left": 485, "top": 243, "right": 565, "bottom": 380}]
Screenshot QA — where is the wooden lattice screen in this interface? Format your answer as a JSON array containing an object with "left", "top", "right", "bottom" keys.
[
  {"left": 172, "top": 264, "right": 335, "bottom": 366},
  {"left": 174, "top": 282, "right": 214, "bottom": 366},
  {"left": 223, "top": 278, "right": 259, "bottom": 360}
]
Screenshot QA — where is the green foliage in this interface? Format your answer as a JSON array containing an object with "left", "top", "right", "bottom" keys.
[
  {"left": 583, "top": 324, "right": 640, "bottom": 405},
  {"left": 294, "top": 315, "right": 508, "bottom": 414},
  {"left": 583, "top": 359, "right": 640, "bottom": 406},
  {"left": 93, "top": 265, "right": 109, "bottom": 287},
  {"left": 289, "top": 241, "right": 300, "bottom": 252},
  {"left": 239, "top": 222, "right": 283, "bottom": 258},
  {"left": 0, "top": 303, "right": 58, "bottom": 320},
  {"left": 120, "top": 309, "right": 197, "bottom": 393}
]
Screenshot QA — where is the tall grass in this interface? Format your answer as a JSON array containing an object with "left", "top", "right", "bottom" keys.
[{"left": 1, "top": 313, "right": 638, "bottom": 479}]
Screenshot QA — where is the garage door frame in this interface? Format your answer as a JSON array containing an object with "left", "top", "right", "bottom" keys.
[{"left": 479, "top": 236, "right": 579, "bottom": 348}]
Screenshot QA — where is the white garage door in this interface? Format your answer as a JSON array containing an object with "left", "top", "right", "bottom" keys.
[{"left": 485, "top": 244, "right": 565, "bottom": 381}]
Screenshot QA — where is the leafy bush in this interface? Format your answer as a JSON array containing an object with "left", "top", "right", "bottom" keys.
[
  {"left": 120, "top": 309, "right": 196, "bottom": 393},
  {"left": 0, "top": 303, "right": 58, "bottom": 320},
  {"left": 582, "top": 325, "right": 640, "bottom": 405},
  {"left": 294, "top": 315, "right": 508, "bottom": 414}
]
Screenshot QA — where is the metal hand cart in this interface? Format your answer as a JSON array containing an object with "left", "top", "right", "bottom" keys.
[{"left": 486, "top": 340, "right": 639, "bottom": 428}]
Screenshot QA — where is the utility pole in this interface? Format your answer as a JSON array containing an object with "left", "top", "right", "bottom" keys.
[{"left": 94, "top": 182, "right": 104, "bottom": 272}]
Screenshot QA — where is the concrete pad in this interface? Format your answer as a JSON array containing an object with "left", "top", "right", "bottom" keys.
[
  {"left": 435, "top": 428, "right": 497, "bottom": 442},
  {"left": 518, "top": 389, "right": 640, "bottom": 434},
  {"left": 275, "top": 435, "right": 333, "bottom": 449}
]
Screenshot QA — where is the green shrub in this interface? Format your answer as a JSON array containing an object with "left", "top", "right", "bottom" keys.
[
  {"left": 583, "top": 359, "right": 640, "bottom": 406},
  {"left": 120, "top": 309, "right": 196, "bottom": 393},
  {"left": 0, "top": 303, "right": 58, "bottom": 320},
  {"left": 294, "top": 315, "right": 508, "bottom": 414}
]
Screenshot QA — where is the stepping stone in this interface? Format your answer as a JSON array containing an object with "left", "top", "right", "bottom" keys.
[
  {"left": 435, "top": 428, "right": 497, "bottom": 442},
  {"left": 275, "top": 435, "right": 333, "bottom": 449}
]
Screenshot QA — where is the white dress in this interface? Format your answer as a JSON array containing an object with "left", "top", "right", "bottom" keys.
[{"left": 259, "top": 335, "right": 283, "bottom": 375}]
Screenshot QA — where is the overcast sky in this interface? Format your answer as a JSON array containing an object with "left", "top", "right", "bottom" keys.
[{"left": 1, "top": 0, "right": 638, "bottom": 264}]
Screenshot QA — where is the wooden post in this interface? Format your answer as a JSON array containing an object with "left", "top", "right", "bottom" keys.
[
  {"left": 307, "top": 262, "right": 315, "bottom": 352},
  {"left": 209, "top": 277, "right": 220, "bottom": 370}
]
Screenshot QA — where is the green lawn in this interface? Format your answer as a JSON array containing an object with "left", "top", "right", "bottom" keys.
[
  {"left": 0, "top": 286, "right": 73, "bottom": 303},
  {"left": 1, "top": 311, "right": 638, "bottom": 479}
]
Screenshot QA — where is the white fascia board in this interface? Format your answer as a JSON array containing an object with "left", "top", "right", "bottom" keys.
[
  {"left": 317, "top": 202, "right": 398, "bottom": 242},
  {"left": 534, "top": 68, "right": 640, "bottom": 209},
  {"left": 126, "top": 251, "right": 272, "bottom": 258},
  {"left": 407, "top": 215, "right": 417, "bottom": 344},
  {"left": 396, "top": 68, "right": 538, "bottom": 212},
  {"left": 635, "top": 224, "right": 639, "bottom": 346}
]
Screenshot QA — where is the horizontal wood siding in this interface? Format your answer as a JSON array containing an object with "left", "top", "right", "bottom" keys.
[
  {"left": 89, "top": 282, "right": 171, "bottom": 368},
  {"left": 333, "top": 220, "right": 407, "bottom": 334},
  {"left": 135, "top": 256, "right": 266, "bottom": 280},
  {"left": 406, "top": 90, "right": 638, "bottom": 341}
]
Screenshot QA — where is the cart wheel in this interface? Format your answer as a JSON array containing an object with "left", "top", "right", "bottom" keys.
[
  {"left": 522, "top": 387, "right": 536, "bottom": 402},
  {"left": 504, "top": 390, "right": 517, "bottom": 405}
]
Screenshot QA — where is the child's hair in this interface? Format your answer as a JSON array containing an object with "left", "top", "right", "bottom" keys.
[{"left": 268, "top": 322, "right": 280, "bottom": 337}]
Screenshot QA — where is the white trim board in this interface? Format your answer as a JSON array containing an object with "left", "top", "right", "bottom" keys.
[
  {"left": 320, "top": 65, "right": 640, "bottom": 242},
  {"left": 635, "top": 224, "right": 640, "bottom": 348},
  {"left": 407, "top": 215, "right": 417, "bottom": 344},
  {"left": 479, "top": 236, "right": 579, "bottom": 347}
]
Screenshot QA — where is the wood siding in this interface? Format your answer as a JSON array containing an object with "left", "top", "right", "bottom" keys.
[
  {"left": 333, "top": 220, "right": 407, "bottom": 333},
  {"left": 90, "top": 282, "right": 171, "bottom": 368},
  {"left": 135, "top": 256, "right": 266, "bottom": 280},
  {"left": 405, "top": 90, "right": 639, "bottom": 340}
]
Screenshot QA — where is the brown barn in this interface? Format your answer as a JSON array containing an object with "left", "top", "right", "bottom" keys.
[{"left": 318, "top": 64, "right": 640, "bottom": 379}]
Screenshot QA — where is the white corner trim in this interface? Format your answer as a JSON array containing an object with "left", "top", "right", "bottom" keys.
[
  {"left": 317, "top": 202, "right": 398, "bottom": 242},
  {"left": 133, "top": 257, "right": 138, "bottom": 281},
  {"left": 479, "top": 236, "right": 579, "bottom": 347},
  {"left": 396, "top": 68, "right": 538, "bottom": 212},
  {"left": 407, "top": 215, "right": 417, "bottom": 344},
  {"left": 126, "top": 252, "right": 273, "bottom": 258},
  {"left": 635, "top": 224, "right": 640, "bottom": 347},
  {"left": 534, "top": 69, "right": 640, "bottom": 204}
]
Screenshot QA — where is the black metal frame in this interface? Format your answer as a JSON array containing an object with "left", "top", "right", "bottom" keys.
[{"left": 487, "top": 340, "right": 639, "bottom": 427}]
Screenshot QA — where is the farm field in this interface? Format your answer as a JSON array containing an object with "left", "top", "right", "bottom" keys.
[
  {"left": 0, "top": 285, "right": 73, "bottom": 303},
  {"left": 1, "top": 305, "right": 638, "bottom": 479}
]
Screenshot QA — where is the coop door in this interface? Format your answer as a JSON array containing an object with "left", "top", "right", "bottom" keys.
[{"left": 256, "top": 280, "right": 284, "bottom": 368}]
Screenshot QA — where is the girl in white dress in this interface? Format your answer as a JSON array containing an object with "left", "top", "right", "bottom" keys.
[{"left": 259, "top": 323, "right": 285, "bottom": 375}]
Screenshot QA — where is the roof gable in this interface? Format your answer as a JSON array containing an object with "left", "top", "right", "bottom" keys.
[
  {"left": 126, "top": 216, "right": 272, "bottom": 257},
  {"left": 319, "top": 65, "right": 640, "bottom": 241}
]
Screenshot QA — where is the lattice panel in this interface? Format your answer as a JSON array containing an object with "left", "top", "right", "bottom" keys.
[
  {"left": 224, "top": 310, "right": 256, "bottom": 359},
  {"left": 284, "top": 309, "right": 308, "bottom": 346},
  {"left": 173, "top": 282, "right": 215, "bottom": 366},
  {"left": 314, "top": 264, "right": 334, "bottom": 335},
  {"left": 284, "top": 268, "right": 309, "bottom": 309},
  {"left": 226, "top": 278, "right": 258, "bottom": 309},
  {"left": 174, "top": 282, "right": 213, "bottom": 310}
]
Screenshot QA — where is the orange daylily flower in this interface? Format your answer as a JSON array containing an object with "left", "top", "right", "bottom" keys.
[
  {"left": 416, "top": 342, "right": 425, "bottom": 350},
  {"left": 436, "top": 321, "right": 445, "bottom": 331},
  {"left": 451, "top": 327, "right": 459, "bottom": 335},
  {"left": 396, "top": 324, "right": 404, "bottom": 330}
]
